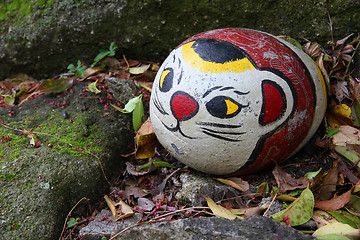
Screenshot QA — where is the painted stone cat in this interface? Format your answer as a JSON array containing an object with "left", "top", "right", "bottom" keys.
[{"left": 150, "top": 28, "right": 326, "bottom": 175}]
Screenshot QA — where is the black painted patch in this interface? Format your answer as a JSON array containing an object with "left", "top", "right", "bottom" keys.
[{"left": 191, "top": 38, "right": 247, "bottom": 64}]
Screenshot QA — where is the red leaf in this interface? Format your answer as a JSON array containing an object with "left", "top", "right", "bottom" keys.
[{"left": 315, "top": 189, "right": 352, "bottom": 211}]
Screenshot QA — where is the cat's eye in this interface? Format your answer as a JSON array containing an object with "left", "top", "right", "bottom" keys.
[
  {"left": 159, "top": 68, "right": 174, "bottom": 92},
  {"left": 206, "top": 96, "right": 244, "bottom": 118}
]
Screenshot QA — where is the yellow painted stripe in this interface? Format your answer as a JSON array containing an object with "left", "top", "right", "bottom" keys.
[
  {"left": 181, "top": 41, "right": 255, "bottom": 74},
  {"left": 160, "top": 69, "right": 171, "bottom": 89}
]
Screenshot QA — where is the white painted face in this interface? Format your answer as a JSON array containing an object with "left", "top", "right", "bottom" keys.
[{"left": 150, "top": 38, "right": 295, "bottom": 175}]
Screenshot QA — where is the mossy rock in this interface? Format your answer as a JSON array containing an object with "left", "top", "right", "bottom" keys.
[
  {"left": 0, "top": 82, "right": 133, "bottom": 240},
  {"left": 0, "top": 0, "right": 359, "bottom": 79}
]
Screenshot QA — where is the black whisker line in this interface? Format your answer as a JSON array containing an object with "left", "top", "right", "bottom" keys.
[
  {"left": 202, "top": 130, "right": 242, "bottom": 142},
  {"left": 200, "top": 127, "right": 246, "bottom": 135},
  {"left": 196, "top": 122, "right": 243, "bottom": 128},
  {"left": 153, "top": 91, "right": 168, "bottom": 115}
]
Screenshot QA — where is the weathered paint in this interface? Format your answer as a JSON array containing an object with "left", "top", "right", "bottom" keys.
[{"left": 150, "top": 28, "right": 327, "bottom": 175}]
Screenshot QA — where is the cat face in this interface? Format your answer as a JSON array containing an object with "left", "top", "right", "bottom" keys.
[{"left": 150, "top": 38, "right": 296, "bottom": 175}]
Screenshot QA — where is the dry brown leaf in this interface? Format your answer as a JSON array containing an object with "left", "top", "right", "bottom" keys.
[
  {"left": 125, "top": 161, "right": 157, "bottom": 176},
  {"left": 122, "top": 186, "right": 148, "bottom": 199},
  {"left": 272, "top": 165, "right": 311, "bottom": 193},
  {"left": 215, "top": 177, "right": 249, "bottom": 192},
  {"left": 314, "top": 189, "right": 352, "bottom": 211},
  {"left": 312, "top": 210, "right": 338, "bottom": 228},
  {"left": 317, "top": 167, "right": 338, "bottom": 201},
  {"left": 135, "top": 118, "right": 159, "bottom": 159},
  {"left": 104, "top": 195, "right": 134, "bottom": 221}
]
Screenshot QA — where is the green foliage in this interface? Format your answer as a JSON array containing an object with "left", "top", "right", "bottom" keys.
[
  {"left": 91, "top": 42, "right": 118, "bottom": 67},
  {"left": 0, "top": 173, "right": 16, "bottom": 181},
  {"left": 138, "top": 160, "right": 177, "bottom": 170},
  {"left": 111, "top": 94, "right": 144, "bottom": 131},
  {"left": 67, "top": 217, "right": 79, "bottom": 228},
  {"left": 88, "top": 80, "right": 101, "bottom": 94},
  {"left": 67, "top": 60, "right": 86, "bottom": 78}
]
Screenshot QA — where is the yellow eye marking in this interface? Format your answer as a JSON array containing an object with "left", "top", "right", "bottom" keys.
[
  {"left": 160, "top": 69, "right": 171, "bottom": 89},
  {"left": 225, "top": 99, "right": 239, "bottom": 115},
  {"left": 181, "top": 41, "right": 255, "bottom": 74}
]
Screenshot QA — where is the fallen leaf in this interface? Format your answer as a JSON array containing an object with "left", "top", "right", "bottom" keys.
[
  {"left": 135, "top": 80, "right": 153, "bottom": 92},
  {"left": 317, "top": 167, "right": 338, "bottom": 201},
  {"left": 332, "top": 125, "right": 360, "bottom": 146},
  {"left": 138, "top": 160, "right": 176, "bottom": 171},
  {"left": 271, "top": 188, "right": 314, "bottom": 226},
  {"left": 272, "top": 165, "right": 311, "bottom": 193},
  {"left": 88, "top": 80, "right": 101, "bottom": 94},
  {"left": 313, "top": 222, "right": 360, "bottom": 239},
  {"left": 348, "top": 195, "right": 360, "bottom": 213},
  {"left": 137, "top": 197, "right": 156, "bottom": 211},
  {"left": 327, "top": 104, "right": 353, "bottom": 128},
  {"left": 38, "top": 78, "right": 74, "bottom": 94},
  {"left": 135, "top": 118, "right": 158, "bottom": 159},
  {"left": 315, "top": 189, "right": 352, "bottom": 211},
  {"left": 316, "top": 234, "right": 351, "bottom": 240},
  {"left": 335, "top": 146, "right": 360, "bottom": 168},
  {"left": 312, "top": 210, "right": 338, "bottom": 228},
  {"left": 125, "top": 162, "right": 157, "bottom": 176},
  {"left": 205, "top": 196, "right": 243, "bottom": 220},
  {"left": 215, "top": 177, "right": 249, "bottom": 192},
  {"left": 328, "top": 210, "right": 358, "bottom": 229},
  {"left": 104, "top": 195, "right": 134, "bottom": 221},
  {"left": 122, "top": 186, "right": 148, "bottom": 199},
  {"left": 149, "top": 169, "right": 180, "bottom": 195},
  {"left": 255, "top": 182, "right": 269, "bottom": 197},
  {"left": 128, "top": 64, "right": 151, "bottom": 75},
  {"left": 231, "top": 204, "right": 269, "bottom": 217}
]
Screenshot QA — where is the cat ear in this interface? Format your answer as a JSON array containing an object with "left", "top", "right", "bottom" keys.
[{"left": 259, "top": 78, "right": 294, "bottom": 131}]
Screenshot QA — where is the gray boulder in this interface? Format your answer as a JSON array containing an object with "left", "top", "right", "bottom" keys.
[
  {"left": 79, "top": 209, "right": 315, "bottom": 240},
  {"left": 0, "top": 81, "right": 134, "bottom": 240}
]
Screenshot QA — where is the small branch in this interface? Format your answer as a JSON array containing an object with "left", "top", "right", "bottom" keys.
[
  {"left": 59, "top": 197, "right": 89, "bottom": 240},
  {"left": 345, "top": 38, "right": 360, "bottom": 76}
]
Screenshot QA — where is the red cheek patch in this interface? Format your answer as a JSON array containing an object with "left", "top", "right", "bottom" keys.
[{"left": 259, "top": 80, "right": 286, "bottom": 125}]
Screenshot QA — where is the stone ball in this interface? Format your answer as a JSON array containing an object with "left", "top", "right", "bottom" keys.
[{"left": 150, "top": 28, "right": 327, "bottom": 175}]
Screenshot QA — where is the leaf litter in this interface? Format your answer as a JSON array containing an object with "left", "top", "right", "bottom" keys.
[{"left": 1, "top": 25, "right": 360, "bottom": 240}]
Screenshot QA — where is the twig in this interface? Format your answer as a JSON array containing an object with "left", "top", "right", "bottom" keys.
[
  {"left": 59, "top": 197, "right": 89, "bottom": 240},
  {"left": 262, "top": 193, "right": 277, "bottom": 216},
  {"left": 325, "top": 4, "right": 334, "bottom": 44},
  {"left": 345, "top": 37, "right": 360, "bottom": 76}
]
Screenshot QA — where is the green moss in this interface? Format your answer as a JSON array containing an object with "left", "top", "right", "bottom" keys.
[{"left": 0, "top": 0, "right": 56, "bottom": 23}]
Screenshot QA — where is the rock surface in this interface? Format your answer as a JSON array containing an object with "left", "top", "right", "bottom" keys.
[
  {"left": 1, "top": 0, "right": 359, "bottom": 79},
  {"left": 80, "top": 209, "right": 315, "bottom": 240},
  {"left": 0, "top": 81, "right": 134, "bottom": 240}
]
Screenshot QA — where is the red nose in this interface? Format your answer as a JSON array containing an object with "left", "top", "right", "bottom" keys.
[{"left": 170, "top": 91, "right": 199, "bottom": 121}]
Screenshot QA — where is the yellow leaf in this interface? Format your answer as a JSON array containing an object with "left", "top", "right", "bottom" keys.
[
  {"left": 135, "top": 118, "right": 159, "bottom": 159},
  {"left": 205, "top": 196, "right": 243, "bottom": 220},
  {"left": 327, "top": 104, "right": 352, "bottom": 128},
  {"left": 104, "top": 195, "right": 134, "bottom": 221},
  {"left": 129, "top": 64, "right": 151, "bottom": 75},
  {"left": 215, "top": 177, "right": 249, "bottom": 192},
  {"left": 313, "top": 222, "right": 360, "bottom": 239}
]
